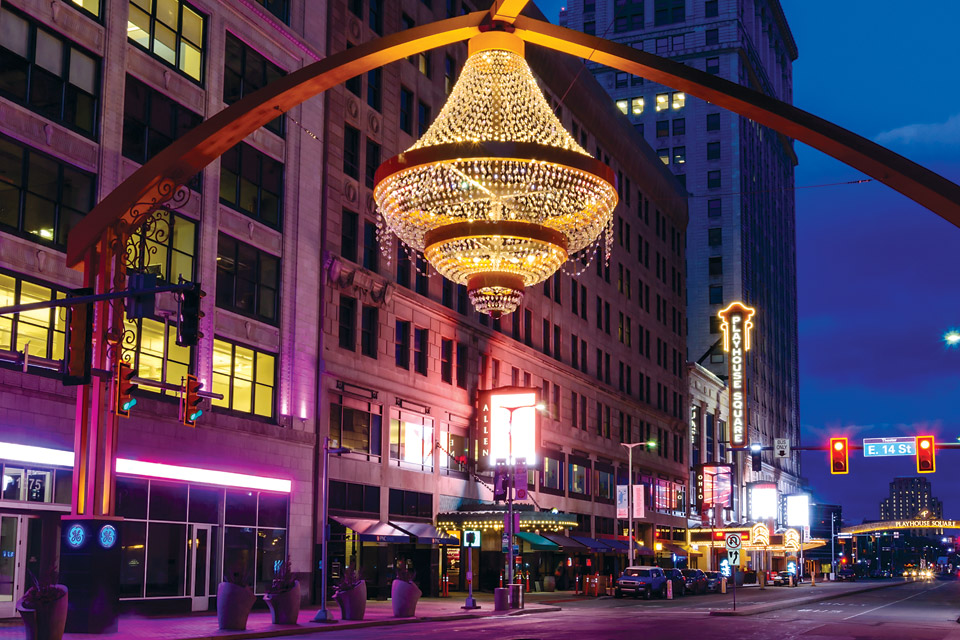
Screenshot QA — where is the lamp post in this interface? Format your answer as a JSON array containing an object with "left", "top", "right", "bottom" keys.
[
  {"left": 621, "top": 442, "right": 646, "bottom": 566},
  {"left": 500, "top": 401, "right": 543, "bottom": 587},
  {"left": 313, "top": 437, "right": 350, "bottom": 623}
]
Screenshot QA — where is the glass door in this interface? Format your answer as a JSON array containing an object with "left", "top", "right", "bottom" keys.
[
  {"left": 0, "top": 515, "right": 21, "bottom": 618},
  {"left": 188, "top": 524, "right": 212, "bottom": 611}
]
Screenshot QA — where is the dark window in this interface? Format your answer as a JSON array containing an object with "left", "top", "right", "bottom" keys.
[
  {"left": 369, "top": 0, "right": 383, "bottom": 34},
  {"left": 654, "top": 0, "right": 684, "bottom": 24},
  {"left": 707, "top": 141, "right": 721, "bottom": 160},
  {"left": 656, "top": 120, "right": 669, "bottom": 137},
  {"left": 441, "top": 339, "right": 453, "bottom": 383},
  {"left": 127, "top": 0, "right": 205, "bottom": 82},
  {"left": 329, "top": 400, "right": 382, "bottom": 458},
  {"left": 446, "top": 0, "right": 457, "bottom": 18},
  {"left": 673, "top": 146, "right": 685, "bottom": 164},
  {"left": 361, "top": 305, "right": 378, "bottom": 358},
  {"left": 399, "top": 86, "right": 413, "bottom": 134},
  {"left": 363, "top": 221, "right": 379, "bottom": 272},
  {"left": 338, "top": 295, "right": 356, "bottom": 350},
  {"left": 444, "top": 55, "right": 456, "bottom": 94},
  {"left": 418, "top": 101, "right": 431, "bottom": 136},
  {"left": 414, "top": 327, "right": 428, "bottom": 375},
  {"left": 709, "top": 315, "right": 721, "bottom": 334},
  {"left": 348, "top": 0, "right": 362, "bottom": 17},
  {"left": 365, "top": 138, "right": 380, "bottom": 188},
  {"left": 367, "top": 68, "right": 381, "bottom": 111},
  {"left": 708, "top": 227, "right": 721, "bottom": 246},
  {"left": 223, "top": 34, "right": 285, "bottom": 135},
  {"left": 395, "top": 320, "right": 410, "bottom": 369},
  {"left": 705, "top": 0, "right": 718, "bottom": 17},
  {"left": 341, "top": 209, "right": 358, "bottom": 262},
  {"left": 388, "top": 489, "right": 432, "bottom": 519},
  {"left": 397, "top": 242, "right": 411, "bottom": 288},
  {"left": 709, "top": 284, "right": 723, "bottom": 304},
  {"left": 584, "top": 21, "right": 596, "bottom": 35},
  {"left": 216, "top": 233, "right": 280, "bottom": 324},
  {"left": 707, "top": 170, "right": 721, "bottom": 189},
  {"left": 706, "top": 112, "right": 720, "bottom": 131},
  {"left": 455, "top": 342, "right": 468, "bottom": 388},
  {"left": 251, "top": 0, "right": 288, "bottom": 22},
  {"left": 0, "top": 135, "right": 95, "bottom": 249},
  {"left": 542, "top": 320, "right": 551, "bottom": 356},
  {"left": 707, "top": 198, "right": 721, "bottom": 217},
  {"left": 705, "top": 28, "right": 719, "bottom": 45},
  {"left": 123, "top": 76, "right": 201, "bottom": 183},
  {"left": 0, "top": 7, "right": 100, "bottom": 136},
  {"left": 415, "top": 254, "right": 428, "bottom": 295},
  {"left": 709, "top": 256, "right": 722, "bottom": 276},
  {"left": 706, "top": 57, "right": 719, "bottom": 74},
  {"left": 672, "top": 118, "right": 685, "bottom": 136},
  {"left": 219, "top": 143, "right": 283, "bottom": 228},
  {"left": 343, "top": 125, "right": 360, "bottom": 179}
]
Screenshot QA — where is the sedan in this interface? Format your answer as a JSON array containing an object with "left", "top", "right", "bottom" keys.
[
  {"left": 704, "top": 571, "right": 723, "bottom": 593},
  {"left": 681, "top": 569, "right": 708, "bottom": 595}
]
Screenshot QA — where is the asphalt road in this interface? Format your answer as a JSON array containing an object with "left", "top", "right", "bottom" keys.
[{"left": 270, "top": 578, "right": 960, "bottom": 640}]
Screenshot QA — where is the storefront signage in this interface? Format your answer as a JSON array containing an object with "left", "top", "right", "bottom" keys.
[
  {"left": 463, "top": 530, "right": 481, "bottom": 547},
  {"left": 476, "top": 387, "right": 540, "bottom": 472},
  {"left": 690, "top": 405, "right": 699, "bottom": 439},
  {"left": 67, "top": 524, "right": 86, "bottom": 548},
  {"left": 695, "top": 463, "right": 733, "bottom": 511},
  {"left": 748, "top": 482, "right": 778, "bottom": 521},
  {"left": 98, "top": 525, "right": 118, "bottom": 549},
  {"left": 785, "top": 494, "right": 810, "bottom": 528},
  {"left": 752, "top": 523, "right": 769, "bottom": 547},
  {"left": 784, "top": 528, "right": 800, "bottom": 551},
  {"left": 717, "top": 302, "right": 756, "bottom": 447}
]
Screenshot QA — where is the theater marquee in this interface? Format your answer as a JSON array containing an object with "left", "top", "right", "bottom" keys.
[
  {"left": 718, "top": 302, "right": 756, "bottom": 447},
  {"left": 475, "top": 387, "right": 540, "bottom": 472}
]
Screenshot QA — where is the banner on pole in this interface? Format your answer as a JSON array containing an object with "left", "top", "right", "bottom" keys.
[{"left": 617, "top": 484, "right": 628, "bottom": 518}]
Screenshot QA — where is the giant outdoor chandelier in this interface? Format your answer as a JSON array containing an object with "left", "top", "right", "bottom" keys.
[{"left": 373, "top": 30, "right": 618, "bottom": 317}]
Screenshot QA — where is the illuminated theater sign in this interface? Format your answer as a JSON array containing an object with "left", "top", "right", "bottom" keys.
[
  {"left": 718, "top": 302, "right": 756, "bottom": 447},
  {"left": 695, "top": 463, "right": 733, "bottom": 512},
  {"left": 476, "top": 387, "right": 540, "bottom": 472}
]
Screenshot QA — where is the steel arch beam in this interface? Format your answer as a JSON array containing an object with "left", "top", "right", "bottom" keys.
[
  {"left": 67, "top": 11, "right": 960, "bottom": 266},
  {"left": 512, "top": 16, "right": 960, "bottom": 227}
]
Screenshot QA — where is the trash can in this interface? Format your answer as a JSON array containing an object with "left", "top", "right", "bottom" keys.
[
  {"left": 509, "top": 583, "right": 524, "bottom": 609},
  {"left": 494, "top": 587, "right": 510, "bottom": 611}
]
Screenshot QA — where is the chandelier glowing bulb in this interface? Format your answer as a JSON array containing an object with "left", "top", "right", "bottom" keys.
[{"left": 373, "top": 30, "right": 618, "bottom": 316}]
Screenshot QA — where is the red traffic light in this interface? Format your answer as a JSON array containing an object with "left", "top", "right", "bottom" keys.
[
  {"left": 840, "top": 557, "right": 847, "bottom": 564},
  {"left": 829, "top": 437, "right": 849, "bottom": 475},
  {"left": 916, "top": 435, "right": 935, "bottom": 473}
]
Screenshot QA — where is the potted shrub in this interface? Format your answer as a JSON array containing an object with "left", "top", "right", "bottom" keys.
[
  {"left": 217, "top": 571, "right": 256, "bottom": 630},
  {"left": 264, "top": 556, "right": 300, "bottom": 625},
  {"left": 16, "top": 569, "right": 68, "bottom": 640},
  {"left": 390, "top": 566, "right": 421, "bottom": 618},
  {"left": 333, "top": 567, "right": 366, "bottom": 621}
]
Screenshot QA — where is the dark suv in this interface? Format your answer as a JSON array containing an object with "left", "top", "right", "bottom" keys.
[
  {"left": 681, "top": 569, "right": 708, "bottom": 594},
  {"left": 615, "top": 566, "right": 668, "bottom": 599},
  {"left": 662, "top": 568, "right": 686, "bottom": 596}
]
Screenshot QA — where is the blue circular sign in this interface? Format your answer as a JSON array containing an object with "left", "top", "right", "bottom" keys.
[
  {"left": 67, "top": 524, "right": 86, "bottom": 548},
  {"left": 99, "top": 524, "right": 117, "bottom": 549}
]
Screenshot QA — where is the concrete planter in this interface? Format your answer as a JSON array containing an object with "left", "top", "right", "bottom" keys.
[
  {"left": 335, "top": 580, "right": 366, "bottom": 621},
  {"left": 16, "top": 585, "right": 68, "bottom": 640},
  {"left": 543, "top": 575, "right": 556, "bottom": 592},
  {"left": 217, "top": 582, "right": 256, "bottom": 630},
  {"left": 390, "top": 579, "right": 421, "bottom": 618},
  {"left": 264, "top": 580, "right": 301, "bottom": 625}
]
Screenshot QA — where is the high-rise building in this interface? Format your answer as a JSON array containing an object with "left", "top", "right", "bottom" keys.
[
  {"left": 880, "top": 477, "right": 943, "bottom": 522},
  {"left": 561, "top": 0, "right": 802, "bottom": 500}
]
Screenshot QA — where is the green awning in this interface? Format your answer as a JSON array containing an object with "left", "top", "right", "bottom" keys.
[{"left": 515, "top": 531, "right": 559, "bottom": 551}]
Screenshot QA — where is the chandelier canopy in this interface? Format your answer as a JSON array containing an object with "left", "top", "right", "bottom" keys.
[{"left": 373, "top": 30, "right": 618, "bottom": 316}]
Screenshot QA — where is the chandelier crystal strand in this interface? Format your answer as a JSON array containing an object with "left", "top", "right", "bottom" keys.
[{"left": 374, "top": 31, "right": 618, "bottom": 316}]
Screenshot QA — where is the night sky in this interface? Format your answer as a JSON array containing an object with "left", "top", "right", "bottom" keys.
[{"left": 535, "top": 0, "right": 960, "bottom": 524}]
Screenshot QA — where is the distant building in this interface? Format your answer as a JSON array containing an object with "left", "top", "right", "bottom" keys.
[{"left": 880, "top": 477, "right": 943, "bottom": 538}]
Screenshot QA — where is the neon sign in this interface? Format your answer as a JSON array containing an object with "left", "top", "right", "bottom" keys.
[
  {"left": 751, "top": 523, "right": 769, "bottom": 547},
  {"left": 67, "top": 524, "right": 86, "bottom": 548},
  {"left": 476, "top": 387, "right": 540, "bottom": 471},
  {"left": 784, "top": 528, "right": 800, "bottom": 551},
  {"left": 99, "top": 524, "right": 118, "bottom": 549},
  {"left": 718, "top": 302, "right": 756, "bottom": 447}
]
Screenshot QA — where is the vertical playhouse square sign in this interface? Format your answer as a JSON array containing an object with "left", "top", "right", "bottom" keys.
[
  {"left": 476, "top": 387, "right": 540, "bottom": 472},
  {"left": 718, "top": 302, "right": 756, "bottom": 447}
]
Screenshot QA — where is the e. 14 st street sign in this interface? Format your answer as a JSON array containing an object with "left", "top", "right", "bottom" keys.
[{"left": 863, "top": 437, "right": 916, "bottom": 457}]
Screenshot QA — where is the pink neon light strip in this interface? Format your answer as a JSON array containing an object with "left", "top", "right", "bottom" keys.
[{"left": 115, "top": 459, "right": 292, "bottom": 493}]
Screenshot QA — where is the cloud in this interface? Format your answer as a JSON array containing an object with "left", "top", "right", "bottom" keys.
[{"left": 875, "top": 113, "right": 960, "bottom": 146}]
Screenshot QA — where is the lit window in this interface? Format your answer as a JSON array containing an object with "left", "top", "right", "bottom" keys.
[
  {"left": 127, "top": 0, "right": 205, "bottom": 83},
  {"left": 672, "top": 92, "right": 685, "bottom": 109},
  {"left": 657, "top": 149, "right": 669, "bottom": 165},
  {"left": 673, "top": 146, "right": 686, "bottom": 164},
  {"left": 0, "top": 274, "right": 66, "bottom": 360},
  {"left": 130, "top": 210, "right": 197, "bottom": 283},
  {"left": 616, "top": 99, "right": 629, "bottom": 114},
  {"left": 631, "top": 97, "right": 644, "bottom": 115},
  {"left": 211, "top": 338, "right": 276, "bottom": 418},
  {"left": 63, "top": 0, "right": 101, "bottom": 18},
  {"left": 656, "top": 93, "right": 669, "bottom": 111},
  {"left": 389, "top": 411, "right": 434, "bottom": 470},
  {"left": 123, "top": 317, "right": 192, "bottom": 397}
]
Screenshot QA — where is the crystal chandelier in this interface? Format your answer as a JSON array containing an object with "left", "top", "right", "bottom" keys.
[{"left": 373, "top": 30, "right": 618, "bottom": 317}]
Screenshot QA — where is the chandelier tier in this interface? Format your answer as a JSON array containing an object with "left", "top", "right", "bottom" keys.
[{"left": 373, "top": 30, "right": 618, "bottom": 316}]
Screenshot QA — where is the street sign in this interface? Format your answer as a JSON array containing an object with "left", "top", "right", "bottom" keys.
[
  {"left": 863, "top": 437, "right": 916, "bottom": 457},
  {"left": 725, "top": 533, "right": 742, "bottom": 553},
  {"left": 463, "top": 530, "right": 481, "bottom": 548},
  {"left": 774, "top": 438, "right": 790, "bottom": 459},
  {"left": 727, "top": 549, "right": 740, "bottom": 565}
]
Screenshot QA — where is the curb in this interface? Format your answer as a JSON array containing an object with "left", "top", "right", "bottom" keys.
[
  {"left": 154, "top": 605, "right": 562, "bottom": 640},
  {"left": 709, "top": 580, "right": 912, "bottom": 617}
]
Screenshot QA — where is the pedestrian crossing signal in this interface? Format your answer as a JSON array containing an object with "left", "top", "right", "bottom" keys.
[
  {"left": 916, "top": 436, "right": 935, "bottom": 473},
  {"left": 829, "top": 437, "right": 848, "bottom": 474}
]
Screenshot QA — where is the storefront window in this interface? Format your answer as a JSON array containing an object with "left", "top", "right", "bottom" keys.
[
  {"left": 223, "top": 526, "right": 255, "bottom": 585},
  {"left": 330, "top": 395, "right": 382, "bottom": 459},
  {"left": 149, "top": 481, "right": 187, "bottom": 522},
  {"left": 120, "top": 521, "right": 146, "bottom": 598},
  {"left": 145, "top": 522, "right": 186, "bottom": 597},
  {"left": 0, "top": 464, "right": 69, "bottom": 504},
  {"left": 1, "top": 466, "right": 23, "bottom": 500},
  {"left": 389, "top": 411, "right": 433, "bottom": 470},
  {"left": 255, "top": 528, "right": 286, "bottom": 592},
  {"left": 388, "top": 489, "right": 432, "bottom": 519},
  {"left": 226, "top": 490, "right": 257, "bottom": 526}
]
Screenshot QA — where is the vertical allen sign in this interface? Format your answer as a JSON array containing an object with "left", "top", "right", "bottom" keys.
[{"left": 718, "top": 302, "right": 756, "bottom": 447}]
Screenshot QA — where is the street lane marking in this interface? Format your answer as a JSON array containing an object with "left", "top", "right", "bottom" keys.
[{"left": 842, "top": 582, "right": 946, "bottom": 620}]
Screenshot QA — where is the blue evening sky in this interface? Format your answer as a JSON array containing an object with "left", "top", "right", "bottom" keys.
[{"left": 535, "top": 1, "right": 960, "bottom": 523}]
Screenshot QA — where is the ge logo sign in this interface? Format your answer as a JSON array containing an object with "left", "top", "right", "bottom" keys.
[
  {"left": 67, "top": 524, "right": 86, "bottom": 548},
  {"left": 99, "top": 525, "right": 118, "bottom": 549}
]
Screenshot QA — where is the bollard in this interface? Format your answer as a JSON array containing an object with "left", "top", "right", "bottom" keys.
[
  {"left": 759, "top": 572, "right": 766, "bottom": 590},
  {"left": 500, "top": 572, "right": 504, "bottom": 589},
  {"left": 721, "top": 577, "right": 727, "bottom": 594},
  {"left": 575, "top": 574, "right": 580, "bottom": 595},
  {"left": 811, "top": 572, "right": 816, "bottom": 587},
  {"left": 788, "top": 575, "right": 794, "bottom": 588},
  {"left": 608, "top": 574, "right": 614, "bottom": 596},
  {"left": 525, "top": 573, "right": 530, "bottom": 593},
  {"left": 667, "top": 578, "right": 673, "bottom": 599}
]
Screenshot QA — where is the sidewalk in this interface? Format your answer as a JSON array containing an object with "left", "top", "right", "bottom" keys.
[{"left": 0, "top": 593, "right": 562, "bottom": 640}]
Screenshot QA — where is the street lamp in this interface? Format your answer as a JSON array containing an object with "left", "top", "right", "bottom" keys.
[
  {"left": 313, "top": 437, "right": 350, "bottom": 623},
  {"left": 621, "top": 442, "right": 646, "bottom": 567},
  {"left": 499, "top": 401, "right": 544, "bottom": 588},
  {"left": 944, "top": 330, "right": 960, "bottom": 347}
]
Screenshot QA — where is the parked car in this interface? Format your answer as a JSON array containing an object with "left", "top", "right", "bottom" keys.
[
  {"left": 704, "top": 571, "right": 723, "bottom": 593},
  {"left": 662, "top": 568, "right": 686, "bottom": 596},
  {"left": 615, "top": 566, "right": 668, "bottom": 599},
  {"left": 837, "top": 567, "right": 856, "bottom": 581},
  {"left": 772, "top": 571, "right": 801, "bottom": 586},
  {"left": 681, "top": 569, "right": 708, "bottom": 594}
]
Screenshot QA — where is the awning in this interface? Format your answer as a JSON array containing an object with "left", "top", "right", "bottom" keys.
[
  {"left": 331, "top": 516, "right": 410, "bottom": 543},
  {"left": 572, "top": 536, "right": 616, "bottom": 552},
  {"left": 540, "top": 533, "right": 589, "bottom": 550},
  {"left": 601, "top": 538, "right": 655, "bottom": 556},
  {"left": 390, "top": 521, "right": 459, "bottom": 545},
  {"left": 656, "top": 542, "right": 688, "bottom": 556},
  {"left": 515, "top": 531, "right": 559, "bottom": 551}
]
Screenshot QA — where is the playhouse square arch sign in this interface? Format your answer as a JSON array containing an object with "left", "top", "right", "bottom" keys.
[{"left": 841, "top": 518, "right": 960, "bottom": 535}]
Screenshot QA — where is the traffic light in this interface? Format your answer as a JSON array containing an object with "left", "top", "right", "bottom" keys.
[
  {"left": 62, "top": 288, "right": 93, "bottom": 386},
  {"left": 916, "top": 435, "right": 936, "bottom": 473},
  {"left": 181, "top": 374, "right": 203, "bottom": 426},
  {"left": 176, "top": 282, "right": 205, "bottom": 347},
  {"left": 125, "top": 272, "right": 157, "bottom": 319},
  {"left": 751, "top": 448, "right": 762, "bottom": 472},
  {"left": 829, "top": 437, "right": 849, "bottom": 474},
  {"left": 116, "top": 362, "right": 137, "bottom": 417}
]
